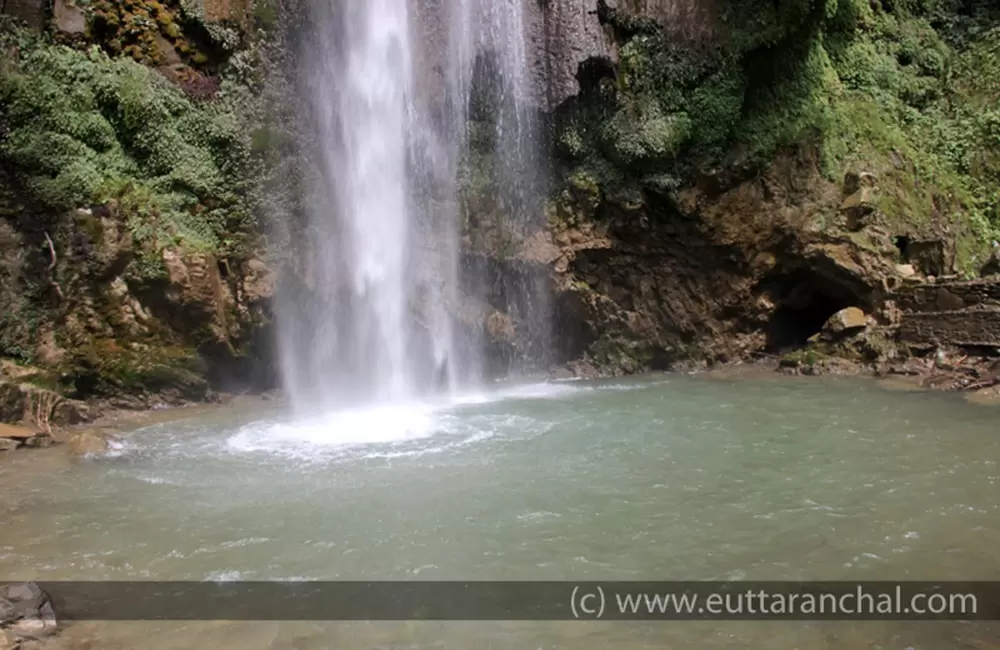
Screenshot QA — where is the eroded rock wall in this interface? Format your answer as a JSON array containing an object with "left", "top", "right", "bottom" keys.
[
  {"left": 528, "top": 0, "right": 721, "bottom": 109},
  {"left": 0, "top": 201, "right": 276, "bottom": 425}
]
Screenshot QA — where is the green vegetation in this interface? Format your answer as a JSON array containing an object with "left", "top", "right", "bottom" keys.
[
  {"left": 66, "top": 338, "right": 208, "bottom": 397},
  {"left": 557, "top": 0, "right": 1000, "bottom": 265},
  {"left": 0, "top": 21, "right": 257, "bottom": 259},
  {"left": 780, "top": 347, "right": 830, "bottom": 368}
]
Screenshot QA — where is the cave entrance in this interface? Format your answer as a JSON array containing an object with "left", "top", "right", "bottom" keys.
[
  {"left": 894, "top": 235, "right": 911, "bottom": 261},
  {"left": 764, "top": 271, "right": 857, "bottom": 352}
]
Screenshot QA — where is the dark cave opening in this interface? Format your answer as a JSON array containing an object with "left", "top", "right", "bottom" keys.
[
  {"left": 894, "top": 235, "right": 911, "bottom": 261},
  {"left": 764, "top": 271, "right": 857, "bottom": 352}
]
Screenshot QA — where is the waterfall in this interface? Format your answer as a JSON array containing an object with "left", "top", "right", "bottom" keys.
[{"left": 276, "top": 0, "right": 543, "bottom": 415}]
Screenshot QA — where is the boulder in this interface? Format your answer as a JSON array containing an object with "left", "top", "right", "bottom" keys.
[
  {"left": 565, "top": 359, "right": 600, "bottom": 379},
  {"left": 22, "top": 433, "right": 54, "bottom": 448},
  {"left": 68, "top": 429, "right": 122, "bottom": 456},
  {"left": 0, "top": 583, "right": 56, "bottom": 639},
  {"left": 0, "top": 584, "right": 46, "bottom": 612},
  {"left": 8, "top": 600, "right": 57, "bottom": 639},
  {"left": 0, "top": 439, "right": 19, "bottom": 452},
  {"left": 52, "top": 0, "right": 86, "bottom": 33},
  {"left": 839, "top": 171, "right": 878, "bottom": 230},
  {"left": 839, "top": 187, "right": 876, "bottom": 230},
  {"left": 0, "top": 584, "right": 51, "bottom": 636},
  {"left": 51, "top": 399, "right": 91, "bottom": 426},
  {"left": 894, "top": 264, "right": 917, "bottom": 278},
  {"left": 822, "top": 307, "right": 868, "bottom": 336},
  {"left": 548, "top": 365, "right": 576, "bottom": 380}
]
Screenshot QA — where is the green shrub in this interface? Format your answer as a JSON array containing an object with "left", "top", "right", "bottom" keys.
[
  {"left": 551, "top": 0, "right": 1000, "bottom": 256},
  {"left": 0, "top": 34, "right": 256, "bottom": 254}
]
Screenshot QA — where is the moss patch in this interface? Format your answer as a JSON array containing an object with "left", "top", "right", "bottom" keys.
[{"left": 61, "top": 339, "right": 207, "bottom": 397}]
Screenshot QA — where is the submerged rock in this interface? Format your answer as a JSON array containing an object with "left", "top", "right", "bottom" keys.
[{"left": 68, "top": 428, "right": 122, "bottom": 456}]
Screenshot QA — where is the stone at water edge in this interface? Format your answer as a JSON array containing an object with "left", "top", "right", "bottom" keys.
[
  {"left": 68, "top": 429, "right": 122, "bottom": 456},
  {"left": 0, "top": 597, "right": 15, "bottom": 624},
  {"left": 0, "top": 424, "right": 41, "bottom": 440},
  {"left": 0, "top": 583, "right": 46, "bottom": 619},
  {"left": 9, "top": 604, "right": 57, "bottom": 639},
  {"left": 0, "top": 423, "right": 54, "bottom": 452},
  {"left": 0, "top": 583, "right": 57, "bottom": 641},
  {"left": 22, "top": 434, "right": 55, "bottom": 448},
  {"left": 822, "top": 307, "right": 868, "bottom": 336}
]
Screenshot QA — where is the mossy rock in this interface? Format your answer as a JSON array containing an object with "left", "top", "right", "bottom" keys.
[
  {"left": 779, "top": 347, "right": 830, "bottom": 368},
  {"left": 61, "top": 339, "right": 208, "bottom": 399}
]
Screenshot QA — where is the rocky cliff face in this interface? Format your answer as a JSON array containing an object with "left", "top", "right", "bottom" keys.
[
  {"left": 0, "top": 0, "right": 278, "bottom": 428},
  {"left": 526, "top": 0, "right": 722, "bottom": 109},
  {"left": 471, "top": 0, "right": 1000, "bottom": 380},
  {"left": 0, "top": 201, "right": 276, "bottom": 426}
]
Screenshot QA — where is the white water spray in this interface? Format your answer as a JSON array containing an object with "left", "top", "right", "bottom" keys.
[{"left": 277, "top": 0, "right": 541, "bottom": 419}]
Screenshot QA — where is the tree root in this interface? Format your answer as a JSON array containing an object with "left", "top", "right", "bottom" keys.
[
  {"left": 27, "top": 390, "right": 59, "bottom": 434},
  {"left": 43, "top": 230, "right": 64, "bottom": 301}
]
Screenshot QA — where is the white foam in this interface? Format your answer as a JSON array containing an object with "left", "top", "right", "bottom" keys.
[
  {"left": 135, "top": 475, "right": 176, "bottom": 485},
  {"left": 443, "top": 381, "right": 585, "bottom": 407},
  {"left": 204, "top": 570, "right": 246, "bottom": 582},
  {"left": 226, "top": 402, "right": 436, "bottom": 455},
  {"left": 222, "top": 381, "right": 581, "bottom": 459}
]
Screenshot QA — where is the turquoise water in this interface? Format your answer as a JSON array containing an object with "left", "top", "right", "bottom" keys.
[{"left": 1, "top": 373, "right": 998, "bottom": 648}]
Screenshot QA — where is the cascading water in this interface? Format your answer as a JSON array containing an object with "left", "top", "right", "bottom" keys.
[{"left": 276, "top": 0, "right": 544, "bottom": 418}]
